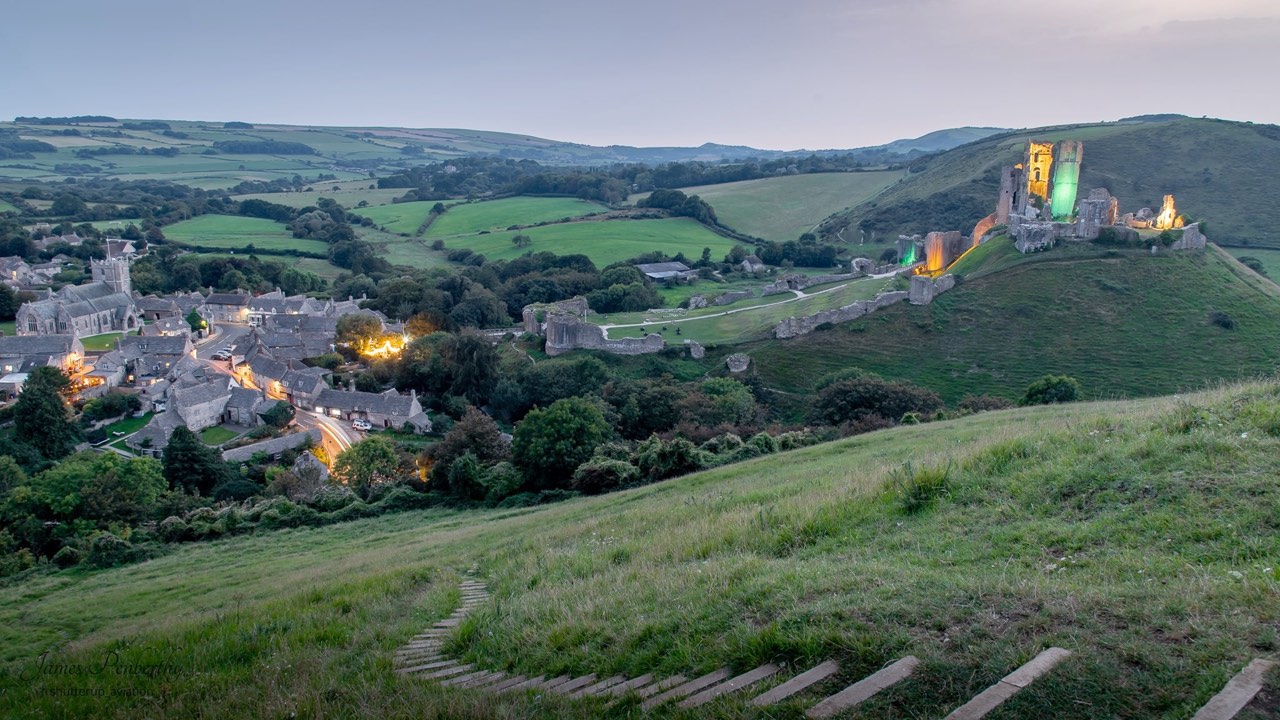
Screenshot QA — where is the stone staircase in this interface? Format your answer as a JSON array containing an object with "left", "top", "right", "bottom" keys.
[{"left": 395, "top": 579, "right": 1275, "bottom": 718}]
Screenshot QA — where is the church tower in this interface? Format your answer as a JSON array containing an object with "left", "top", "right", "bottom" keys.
[{"left": 91, "top": 256, "right": 132, "bottom": 295}]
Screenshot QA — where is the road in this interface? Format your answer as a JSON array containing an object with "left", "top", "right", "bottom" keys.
[
  {"left": 195, "top": 323, "right": 250, "bottom": 360},
  {"left": 296, "top": 410, "right": 358, "bottom": 461}
]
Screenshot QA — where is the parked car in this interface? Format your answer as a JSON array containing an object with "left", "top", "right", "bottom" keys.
[
  {"left": 212, "top": 348, "right": 232, "bottom": 360},
  {"left": 352, "top": 418, "right": 372, "bottom": 431}
]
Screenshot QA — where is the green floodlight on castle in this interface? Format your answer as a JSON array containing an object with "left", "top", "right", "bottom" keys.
[{"left": 1050, "top": 141, "right": 1082, "bottom": 221}]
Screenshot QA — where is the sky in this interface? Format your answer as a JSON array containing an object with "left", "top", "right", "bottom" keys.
[{"left": 3, "top": 0, "right": 1279, "bottom": 150}]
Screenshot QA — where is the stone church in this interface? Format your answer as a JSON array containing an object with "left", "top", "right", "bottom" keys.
[{"left": 16, "top": 256, "right": 141, "bottom": 337}]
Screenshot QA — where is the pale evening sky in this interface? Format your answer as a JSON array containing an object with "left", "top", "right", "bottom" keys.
[{"left": 2, "top": 0, "right": 1277, "bottom": 149}]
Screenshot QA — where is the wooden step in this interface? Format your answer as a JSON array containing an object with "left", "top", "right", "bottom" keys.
[
  {"left": 1192, "top": 659, "right": 1277, "bottom": 720},
  {"left": 441, "top": 670, "right": 495, "bottom": 687},
  {"left": 485, "top": 675, "right": 529, "bottom": 692},
  {"left": 753, "top": 660, "right": 839, "bottom": 707},
  {"left": 459, "top": 671, "right": 507, "bottom": 689},
  {"left": 807, "top": 656, "right": 920, "bottom": 719},
  {"left": 943, "top": 647, "right": 1072, "bottom": 720},
  {"left": 503, "top": 675, "right": 546, "bottom": 692},
  {"left": 635, "top": 675, "right": 687, "bottom": 699},
  {"left": 605, "top": 673, "right": 655, "bottom": 695},
  {"left": 397, "top": 659, "right": 458, "bottom": 674},
  {"left": 640, "top": 669, "right": 731, "bottom": 710},
  {"left": 420, "top": 663, "right": 475, "bottom": 680},
  {"left": 679, "top": 664, "right": 779, "bottom": 708},
  {"left": 571, "top": 675, "right": 627, "bottom": 697},
  {"left": 550, "top": 674, "right": 597, "bottom": 695},
  {"left": 539, "top": 675, "right": 571, "bottom": 690}
]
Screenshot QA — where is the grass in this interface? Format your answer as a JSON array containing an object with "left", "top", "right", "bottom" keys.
[
  {"left": 5, "top": 383, "right": 1280, "bottom": 718},
  {"left": 350, "top": 201, "right": 439, "bottom": 235},
  {"left": 199, "top": 426, "right": 240, "bottom": 445},
  {"left": 163, "top": 215, "right": 329, "bottom": 254},
  {"left": 747, "top": 243, "right": 1280, "bottom": 403},
  {"left": 1226, "top": 248, "right": 1280, "bottom": 284},
  {"left": 0, "top": 320, "right": 14, "bottom": 336},
  {"left": 424, "top": 197, "right": 609, "bottom": 239},
  {"left": 440, "top": 217, "right": 738, "bottom": 268},
  {"left": 0, "top": 198, "right": 19, "bottom": 214},
  {"left": 603, "top": 275, "right": 894, "bottom": 345},
  {"left": 356, "top": 226, "right": 452, "bottom": 270},
  {"left": 647, "top": 171, "right": 904, "bottom": 241},
  {"left": 80, "top": 332, "right": 126, "bottom": 352},
  {"left": 230, "top": 186, "right": 406, "bottom": 210},
  {"left": 98, "top": 412, "right": 154, "bottom": 439}
]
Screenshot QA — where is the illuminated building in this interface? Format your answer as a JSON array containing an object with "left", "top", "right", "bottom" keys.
[{"left": 1049, "top": 141, "right": 1083, "bottom": 221}]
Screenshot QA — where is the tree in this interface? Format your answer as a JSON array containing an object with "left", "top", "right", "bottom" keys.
[
  {"left": 430, "top": 203, "right": 447, "bottom": 216},
  {"left": 427, "top": 408, "right": 509, "bottom": 487},
  {"left": 51, "top": 193, "right": 88, "bottom": 217},
  {"left": 444, "top": 333, "right": 499, "bottom": 405},
  {"left": 336, "top": 313, "right": 383, "bottom": 351},
  {"left": 163, "top": 426, "right": 231, "bottom": 495},
  {"left": 511, "top": 234, "right": 532, "bottom": 249},
  {"left": 185, "top": 308, "right": 207, "bottom": 333},
  {"left": 810, "top": 376, "right": 943, "bottom": 427},
  {"left": 333, "top": 436, "right": 403, "bottom": 499},
  {"left": 512, "top": 397, "right": 613, "bottom": 491},
  {"left": 14, "top": 367, "right": 77, "bottom": 461},
  {"left": 33, "top": 452, "right": 165, "bottom": 525},
  {"left": 260, "top": 402, "right": 295, "bottom": 429},
  {"left": 1020, "top": 375, "right": 1081, "bottom": 406},
  {"left": 0, "top": 284, "right": 21, "bottom": 322}
]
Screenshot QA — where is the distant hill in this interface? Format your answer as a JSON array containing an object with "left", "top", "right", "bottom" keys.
[
  {"left": 870, "top": 126, "right": 1007, "bottom": 155},
  {"left": 0, "top": 117, "right": 1006, "bottom": 189},
  {"left": 818, "top": 117, "right": 1280, "bottom": 248}
]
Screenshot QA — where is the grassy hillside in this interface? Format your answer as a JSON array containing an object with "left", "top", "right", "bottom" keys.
[
  {"left": 650, "top": 171, "right": 904, "bottom": 242},
  {"left": 746, "top": 241, "right": 1280, "bottom": 402},
  {"left": 5, "top": 384, "right": 1280, "bottom": 718},
  {"left": 162, "top": 215, "right": 327, "bottom": 254},
  {"left": 820, "top": 118, "right": 1280, "bottom": 249},
  {"left": 351, "top": 200, "right": 438, "bottom": 235}
]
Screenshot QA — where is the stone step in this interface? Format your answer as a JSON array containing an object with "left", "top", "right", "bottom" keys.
[
  {"left": 1192, "top": 659, "right": 1277, "bottom": 720},
  {"left": 458, "top": 671, "right": 507, "bottom": 689},
  {"left": 485, "top": 675, "right": 529, "bottom": 692},
  {"left": 549, "top": 674, "right": 597, "bottom": 695},
  {"left": 571, "top": 675, "right": 627, "bottom": 698},
  {"left": 604, "top": 673, "right": 655, "bottom": 696},
  {"left": 397, "top": 659, "right": 458, "bottom": 674},
  {"left": 635, "top": 675, "right": 688, "bottom": 699},
  {"left": 640, "top": 668, "right": 731, "bottom": 710},
  {"left": 420, "top": 663, "right": 475, "bottom": 681},
  {"left": 539, "top": 675, "right": 571, "bottom": 690},
  {"left": 679, "top": 663, "right": 780, "bottom": 708},
  {"left": 752, "top": 660, "right": 840, "bottom": 707},
  {"left": 943, "top": 647, "right": 1072, "bottom": 720},
  {"left": 807, "top": 656, "right": 920, "bottom": 719}
]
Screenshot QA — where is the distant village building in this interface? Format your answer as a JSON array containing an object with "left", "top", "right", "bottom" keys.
[
  {"left": 201, "top": 291, "right": 251, "bottom": 324},
  {"left": 740, "top": 255, "right": 766, "bottom": 273},
  {"left": 0, "top": 335, "right": 85, "bottom": 384},
  {"left": 635, "top": 261, "right": 698, "bottom": 281},
  {"left": 309, "top": 386, "right": 427, "bottom": 430}
]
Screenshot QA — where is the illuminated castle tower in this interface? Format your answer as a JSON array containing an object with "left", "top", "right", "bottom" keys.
[
  {"left": 1024, "top": 142, "right": 1054, "bottom": 206},
  {"left": 1049, "top": 141, "right": 1082, "bottom": 221}
]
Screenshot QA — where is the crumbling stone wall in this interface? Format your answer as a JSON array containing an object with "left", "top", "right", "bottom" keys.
[
  {"left": 544, "top": 313, "right": 665, "bottom": 357},
  {"left": 1171, "top": 222, "right": 1207, "bottom": 251},
  {"left": 1075, "top": 188, "right": 1116, "bottom": 240},
  {"left": 923, "top": 231, "right": 965, "bottom": 274},
  {"left": 773, "top": 291, "right": 910, "bottom": 339},
  {"left": 713, "top": 289, "right": 757, "bottom": 306},
  {"left": 971, "top": 213, "right": 998, "bottom": 247},
  {"left": 522, "top": 296, "right": 590, "bottom": 335},
  {"left": 909, "top": 274, "right": 957, "bottom": 305},
  {"left": 762, "top": 272, "right": 860, "bottom": 297}
]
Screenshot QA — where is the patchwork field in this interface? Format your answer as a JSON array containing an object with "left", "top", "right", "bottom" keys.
[
  {"left": 231, "top": 186, "right": 406, "bottom": 210},
  {"left": 4, "top": 384, "right": 1280, "bottom": 718},
  {"left": 424, "top": 197, "right": 610, "bottom": 239},
  {"left": 439, "top": 217, "right": 738, "bottom": 268},
  {"left": 654, "top": 170, "right": 904, "bottom": 241},
  {"left": 351, "top": 200, "right": 438, "bottom": 235},
  {"left": 163, "top": 215, "right": 328, "bottom": 254},
  {"left": 0, "top": 198, "right": 19, "bottom": 214}
]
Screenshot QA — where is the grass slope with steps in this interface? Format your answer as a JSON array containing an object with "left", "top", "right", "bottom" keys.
[{"left": 3, "top": 384, "right": 1280, "bottom": 717}]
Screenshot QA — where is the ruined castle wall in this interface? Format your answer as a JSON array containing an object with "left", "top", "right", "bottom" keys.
[
  {"left": 544, "top": 313, "right": 665, "bottom": 357},
  {"left": 971, "top": 213, "right": 998, "bottom": 247},
  {"left": 909, "top": 274, "right": 957, "bottom": 305},
  {"left": 1026, "top": 142, "right": 1054, "bottom": 204},
  {"left": 713, "top": 289, "right": 757, "bottom": 306},
  {"left": 1171, "top": 223, "right": 1206, "bottom": 251},
  {"left": 773, "top": 291, "right": 910, "bottom": 339},
  {"left": 923, "top": 231, "right": 965, "bottom": 274}
]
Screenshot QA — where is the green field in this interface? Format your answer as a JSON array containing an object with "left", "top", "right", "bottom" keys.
[
  {"left": 80, "top": 332, "right": 127, "bottom": 352},
  {"left": 0, "top": 321, "right": 14, "bottom": 336},
  {"left": 200, "top": 426, "right": 240, "bottom": 445},
  {"left": 1227, "top": 247, "right": 1280, "bottom": 283},
  {"left": 746, "top": 242, "right": 1280, "bottom": 403},
  {"left": 652, "top": 171, "right": 904, "bottom": 241},
  {"left": 603, "top": 275, "right": 894, "bottom": 345},
  {"left": 163, "top": 215, "right": 329, "bottom": 254},
  {"left": 351, "top": 200, "right": 438, "bottom": 235},
  {"left": 440, "top": 217, "right": 737, "bottom": 268},
  {"left": 424, "top": 197, "right": 609, "bottom": 239},
  {"left": 6, "top": 383, "right": 1280, "bottom": 718},
  {"left": 356, "top": 226, "right": 451, "bottom": 270},
  {"left": 0, "top": 198, "right": 18, "bottom": 214},
  {"left": 98, "top": 412, "right": 154, "bottom": 439}
]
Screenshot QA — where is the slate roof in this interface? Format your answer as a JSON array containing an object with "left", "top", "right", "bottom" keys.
[
  {"left": 226, "top": 387, "right": 264, "bottom": 413},
  {"left": 120, "top": 334, "right": 191, "bottom": 357},
  {"left": 635, "top": 261, "right": 695, "bottom": 279},
  {"left": 135, "top": 296, "right": 180, "bottom": 314},
  {"left": 204, "top": 292, "right": 251, "bottom": 306},
  {"left": 170, "top": 378, "right": 232, "bottom": 410},
  {"left": 315, "top": 388, "right": 417, "bottom": 417},
  {"left": 0, "top": 335, "right": 77, "bottom": 356},
  {"left": 221, "top": 429, "right": 321, "bottom": 462}
]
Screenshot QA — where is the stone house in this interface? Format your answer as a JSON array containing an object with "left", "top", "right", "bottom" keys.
[
  {"left": 134, "top": 296, "right": 182, "bottom": 321},
  {"left": 0, "top": 334, "right": 86, "bottom": 375},
  {"left": 86, "top": 349, "right": 128, "bottom": 389},
  {"left": 310, "top": 387, "right": 423, "bottom": 429},
  {"left": 223, "top": 387, "right": 287, "bottom": 427},
  {"left": 246, "top": 290, "right": 325, "bottom": 327},
  {"left": 201, "top": 291, "right": 251, "bottom": 324},
  {"left": 636, "top": 261, "right": 698, "bottom": 281},
  {"left": 221, "top": 428, "right": 321, "bottom": 463},
  {"left": 119, "top": 334, "right": 195, "bottom": 383},
  {"left": 140, "top": 315, "right": 190, "bottom": 337},
  {"left": 740, "top": 255, "right": 766, "bottom": 273}
]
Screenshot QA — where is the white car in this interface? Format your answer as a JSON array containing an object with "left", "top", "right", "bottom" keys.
[
  {"left": 212, "top": 348, "right": 232, "bottom": 360},
  {"left": 352, "top": 418, "right": 373, "bottom": 431}
]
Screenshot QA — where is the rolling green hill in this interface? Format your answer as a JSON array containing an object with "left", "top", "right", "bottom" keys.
[
  {"left": 743, "top": 240, "right": 1280, "bottom": 402},
  {"left": 162, "top": 215, "right": 327, "bottom": 254},
  {"left": 5, "top": 382, "right": 1280, "bottom": 718},
  {"left": 819, "top": 117, "right": 1280, "bottom": 249},
  {"left": 644, "top": 171, "right": 904, "bottom": 242}
]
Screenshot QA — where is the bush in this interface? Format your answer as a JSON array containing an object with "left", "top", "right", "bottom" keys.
[
  {"left": 85, "top": 532, "right": 137, "bottom": 569},
  {"left": 810, "top": 376, "right": 942, "bottom": 426},
  {"left": 52, "top": 545, "right": 83, "bottom": 568},
  {"left": 1020, "top": 374, "right": 1082, "bottom": 406},
  {"left": 212, "top": 478, "right": 261, "bottom": 502},
  {"left": 1209, "top": 310, "right": 1237, "bottom": 330},
  {"left": 158, "top": 516, "right": 191, "bottom": 542},
  {"left": 633, "top": 436, "right": 707, "bottom": 482},
  {"left": 889, "top": 461, "right": 951, "bottom": 514},
  {"left": 571, "top": 459, "right": 639, "bottom": 495},
  {"left": 958, "top": 394, "right": 1014, "bottom": 413},
  {"left": 481, "top": 462, "right": 523, "bottom": 503}
]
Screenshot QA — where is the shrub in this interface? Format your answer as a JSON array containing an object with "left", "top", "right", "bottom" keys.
[
  {"left": 85, "top": 532, "right": 136, "bottom": 569},
  {"left": 571, "top": 459, "right": 639, "bottom": 495},
  {"left": 1020, "top": 374, "right": 1082, "bottom": 406},
  {"left": 888, "top": 461, "right": 951, "bottom": 514},
  {"left": 52, "top": 545, "right": 83, "bottom": 568},
  {"left": 1209, "top": 310, "right": 1237, "bottom": 330},
  {"left": 747, "top": 432, "right": 779, "bottom": 454},
  {"left": 811, "top": 376, "right": 942, "bottom": 426},
  {"left": 212, "top": 478, "right": 261, "bottom": 502},
  {"left": 158, "top": 516, "right": 191, "bottom": 542},
  {"left": 481, "top": 462, "right": 523, "bottom": 503},
  {"left": 958, "top": 394, "right": 1014, "bottom": 413},
  {"left": 633, "top": 436, "right": 707, "bottom": 482}
]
